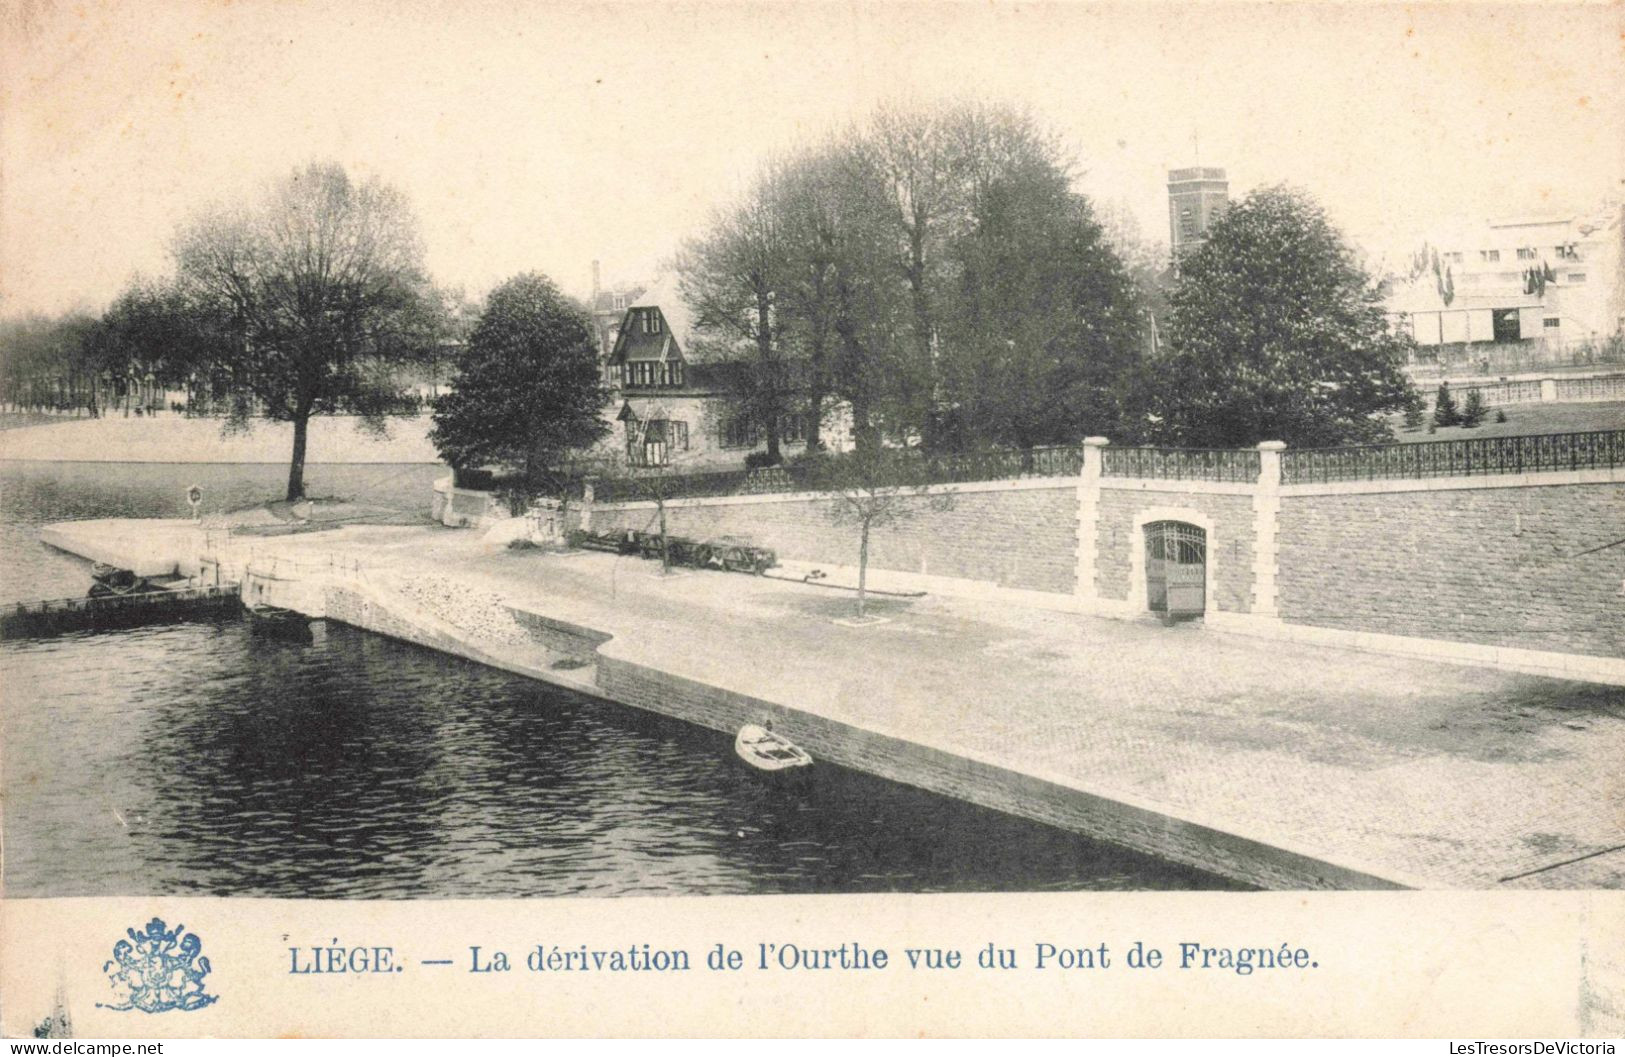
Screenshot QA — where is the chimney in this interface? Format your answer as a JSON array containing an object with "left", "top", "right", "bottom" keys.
[{"left": 591, "top": 260, "right": 601, "bottom": 307}]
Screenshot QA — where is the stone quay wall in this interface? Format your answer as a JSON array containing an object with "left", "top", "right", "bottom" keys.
[
  {"left": 595, "top": 653, "right": 1403, "bottom": 890},
  {"left": 1277, "top": 482, "right": 1625, "bottom": 659}
]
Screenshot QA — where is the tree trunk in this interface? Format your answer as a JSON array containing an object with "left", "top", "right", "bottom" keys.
[
  {"left": 657, "top": 495, "right": 671, "bottom": 574},
  {"left": 804, "top": 391, "right": 824, "bottom": 451},
  {"left": 856, "top": 517, "right": 870, "bottom": 618},
  {"left": 287, "top": 413, "right": 310, "bottom": 501}
]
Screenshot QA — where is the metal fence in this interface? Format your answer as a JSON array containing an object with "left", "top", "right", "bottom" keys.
[
  {"left": 1100, "top": 446, "right": 1262, "bottom": 482},
  {"left": 591, "top": 444, "right": 1085, "bottom": 503},
  {"left": 1281, "top": 429, "right": 1625, "bottom": 484}
]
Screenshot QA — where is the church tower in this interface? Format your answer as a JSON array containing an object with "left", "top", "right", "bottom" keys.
[{"left": 1167, "top": 167, "right": 1229, "bottom": 269}]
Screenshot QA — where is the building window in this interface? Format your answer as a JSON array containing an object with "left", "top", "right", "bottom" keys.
[
  {"left": 1555, "top": 244, "right": 1579, "bottom": 260},
  {"left": 1543, "top": 318, "right": 1561, "bottom": 329},
  {"left": 612, "top": 294, "right": 627, "bottom": 311},
  {"left": 1444, "top": 252, "right": 1464, "bottom": 264},
  {"left": 1492, "top": 308, "right": 1521, "bottom": 343},
  {"left": 1568, "top": 273, "right": 1586, "bottom": 284},
  {"left": 657, "top": 361, "right": 683, "bottom": 387},
  {"left": 1516, "top": 248, "right": 1535, "bottom": 260},
  {"left": 1480, "top": 250, "right": 1500, "bottom": 263},
  {"left": 641, "top": 310, "right": 662, "bottom": 334},
  {"left": 721, "top": 417, "right": 757, "bottom": 449},
  {"left": 669, "top": 420, "right": 688, "bottom": 451}
]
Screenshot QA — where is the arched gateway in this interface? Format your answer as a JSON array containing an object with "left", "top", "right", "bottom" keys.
[{"left": 1143, "top": 520, "right": 1207, "bottom": 620}]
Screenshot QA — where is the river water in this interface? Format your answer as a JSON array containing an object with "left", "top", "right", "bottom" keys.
[{"left": 0, "top": 460, "right": 1233, "bottom": 896}]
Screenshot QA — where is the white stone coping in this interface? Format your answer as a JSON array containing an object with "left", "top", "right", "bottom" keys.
[
  {"left": 1100, "top": 477, "right": 1258, "bottom": 496},
  {"left": 594, "top": 475, "right": 1078, "bottom": 511}
]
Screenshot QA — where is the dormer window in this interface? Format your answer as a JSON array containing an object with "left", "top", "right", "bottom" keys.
[{"left": 641, "top": 310, "right": 662, "bottom": 335}]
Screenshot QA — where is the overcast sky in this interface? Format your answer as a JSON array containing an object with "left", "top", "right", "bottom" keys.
[{"left": 2, "top": 0, "right": 1620, "bottom": 317}]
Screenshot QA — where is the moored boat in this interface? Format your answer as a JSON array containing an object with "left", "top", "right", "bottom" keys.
[
  {"left": 87, "top": 566, "right": 158, "bottom": 598},
  {"left": 245, "top": 602, "right": 305, "bottom": 625},
  {"left": 734, "top": 724, "right": 812, "bottom": 773}
]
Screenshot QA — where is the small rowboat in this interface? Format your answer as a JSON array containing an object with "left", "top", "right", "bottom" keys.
[
  {"left": 245, "top": 603, "right": 313, "bottom": 642},
  {"left": 735, "top": 724, "right": 812, "bottom": 772},
  {"left": 245, "top": 603, "right": 308, "bottom": 628}
]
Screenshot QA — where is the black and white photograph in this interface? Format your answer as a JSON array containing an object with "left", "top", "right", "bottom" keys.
[{"left": 0, "top": 0, "right": 1620, "bottom": 1040}]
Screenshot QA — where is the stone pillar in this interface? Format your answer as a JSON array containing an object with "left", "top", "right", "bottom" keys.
[
  {"left": 1252, "top": 441, "right": 1286, "bottom": 619},
  {"left": 579, "top": 477, "right": 596, "bottom": 534},
  {"left": 1074, "top": 437, "right": 1109, "bottom": 602},
  {"left": 1540, "top": 377, "right": 1557, "bottom": 402}
]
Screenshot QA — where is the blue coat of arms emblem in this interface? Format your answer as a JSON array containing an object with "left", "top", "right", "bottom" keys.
[{"left": 100, "top": 918, "right": 218, "bottom": 1012}]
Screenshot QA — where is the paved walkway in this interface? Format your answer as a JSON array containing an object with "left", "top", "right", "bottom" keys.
[{"left": 43, "top": 520, "right": 1625, "bottom": 888}]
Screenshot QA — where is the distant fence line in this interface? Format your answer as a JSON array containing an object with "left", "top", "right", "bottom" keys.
[
  {"left": 459, "top": 428, "right": 1625, "bottom": 506},
  {"left": 591, "top": 444, "right": 1086, "bottom": 504},
  {"left": 1280, "top": 430, "right": 1625, "bottom": 484},
  {"left": 1100, "top": 446, "right": 1261, "bottom": 483},
  {"left": 1418, "top": 373, "right": 1625, "bottom": 407}
]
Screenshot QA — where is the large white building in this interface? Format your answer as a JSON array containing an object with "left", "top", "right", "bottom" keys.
[{"left": 1386, "top": 202, "right": 1623, "bottom": 361}]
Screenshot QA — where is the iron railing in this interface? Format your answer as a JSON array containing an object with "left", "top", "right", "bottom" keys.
[
  {"left": 1100, "top": 446, "right": 1262, "bottom": 482},
  {"left": 1281, "top": 429, "right": 1625, "bottom": 484},
  {"left": 591, "top": 444, "right": 1085, "bottom": 503}
]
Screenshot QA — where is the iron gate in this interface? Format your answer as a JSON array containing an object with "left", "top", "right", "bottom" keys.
[{"left": 1144, "top": 521, "right": 1206, "bottom": 619}]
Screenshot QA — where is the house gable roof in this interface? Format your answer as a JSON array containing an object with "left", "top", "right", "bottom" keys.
[{"left": 609, "top": 274, "right": 694, "bottom": 365}]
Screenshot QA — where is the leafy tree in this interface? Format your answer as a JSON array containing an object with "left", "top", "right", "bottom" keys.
[
  {"left": 96, "top": 279, "right": 235, "bottom": 416},
  {"left": 430, "top": 272, "right": 609, "bottom": 485},
  {"left": 1433, "top": 382, "right": 1460, "bottom": 428},
  {"left": 678, "top": 102, "right": 1149, "bottom": 457},
  {"left": 937, "top": 163, "right": 1144, "bottom": 454},
  {"left": 1460, "top": 388, "right": 1487, "bottom": 428},
  {"left": 0, "top": 313, "right": 100, "bottom": 414},
  {"left": 173, "top": 162, "right": 439, "bottom": 500},
  {"left": 1153, "top": 185, "right": 1414, "bottom": 448}
]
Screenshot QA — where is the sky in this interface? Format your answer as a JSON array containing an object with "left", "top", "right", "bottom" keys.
[{"left": 2, "top": 0, "right": 1621, "bottom": 318}]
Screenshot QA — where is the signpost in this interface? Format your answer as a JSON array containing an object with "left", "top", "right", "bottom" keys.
[{"left": 187, "top": 484, "right": 203, "bottom": 522}]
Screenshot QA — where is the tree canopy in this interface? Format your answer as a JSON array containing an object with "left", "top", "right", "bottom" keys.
[
  {"left": 430, "top": 272, "right": 609, "bottom": 483},
  {"left": 1152, "top": 185, "right": 1415, "bottom": 448},
  {"left": 173, "top": 162, "right": 440, "bottom": 499},
  {"left": 678, "top": 102, "right": 1147, "bottom": 458}
]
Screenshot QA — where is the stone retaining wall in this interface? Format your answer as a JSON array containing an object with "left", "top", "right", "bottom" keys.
[
  {"left": 1277, "top": 483, "right": 1625, "bottom": 659},
  {"left": 589, "top": 483, "right": 1079, "bottom": 594}
]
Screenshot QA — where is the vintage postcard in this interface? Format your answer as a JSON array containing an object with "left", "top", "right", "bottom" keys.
[{"left": 1, "top": 0, "right": 1621, "bottom": 1040}]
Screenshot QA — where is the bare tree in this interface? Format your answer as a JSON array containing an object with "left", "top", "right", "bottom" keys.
[
  {"left": 173, "top": 162, "right": 438, "bottom": 499},
  {"left": 808, "top": 448, "right": 951, "bottom": 619}
]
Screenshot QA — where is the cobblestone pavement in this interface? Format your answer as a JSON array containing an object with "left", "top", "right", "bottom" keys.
[{"left": 49, "top": 519, "right": 1625, "bottom": 889}]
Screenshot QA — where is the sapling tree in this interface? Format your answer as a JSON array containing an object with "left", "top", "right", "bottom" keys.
[
  {"left": 805, "top": 446, "right": 952, "bottom": 620},
  {"left": 1433, "top": 382, "right": 1460, "bottom": 428},
  {"left": 1459, "top": 389, "right": 1487, "bottom": 428}
]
